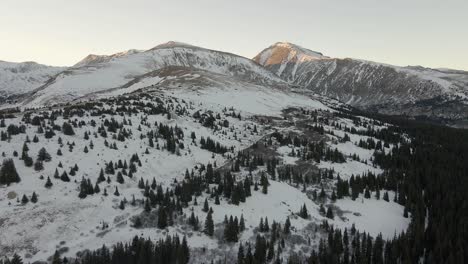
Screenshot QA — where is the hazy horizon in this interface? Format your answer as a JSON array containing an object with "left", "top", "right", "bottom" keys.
[{"left": 1, "top": 0, "right": 467, "bottom": 70}]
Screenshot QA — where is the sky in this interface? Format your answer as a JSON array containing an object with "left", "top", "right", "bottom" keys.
[{"left": 0, "top": 0, "right": 467, "bottom": 70}]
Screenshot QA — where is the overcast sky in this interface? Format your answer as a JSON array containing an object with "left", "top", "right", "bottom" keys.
[{"left": 1, "top": 0, "right": 467, "bottom": 70}]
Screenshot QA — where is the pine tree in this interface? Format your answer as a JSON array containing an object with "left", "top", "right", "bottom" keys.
[
  {"left": 259, "top": 217, "right": 265, "bottom": 232},
  {"left": 10, "top": 254, "right": 23, "bottom": 264},
  {"left": 364, "top": 188, "right": 371, "bottom": 199},
  {"left": 116, "top": 172, "right": 124, "bottom": 184},
  {"left": 326, "top": 207, "right": 334, "bottom": 219},
  {"left": 383, "top": 191, "right": 390, "bottom": 202},
  {"left": 133, "top": 217, "right": 142, "bottom": 228},
  {"left": 157, "top": 206, "right": 168, "bottom": 229},
  {"left": 261, "top": 173, "right": 269, "bottom": 194},
  {"left": 188, "top": 211, "right": 199, "bottom": 231},
  {"left": 34, "top": 159, "right": 44, "bottom": 171},
  {"left": 23, "top": 155, "right": 33, "bottom": 167},
  {"left": 267, "top": 240, "right": 275, "bottom": 261},
  {"left": 37, "top": 147, "right": 51, "bottom": 162},
  {"left": 94, "top": 182, "right": 101, "bottom": 193},
  {"left": 62, "top": 122, "right": 75, "bottom": 135},
  {"left": 97, "top": 168, "right": 106, "bottom": 183},
  {"left": 253, "top": 235, "right": 267, "bottom": 263},
  {"left": 284, "top": 217, "right": 291, "bottom": 234},
  {"left": 31, "top": 192, "right": 38, "bottom": 203},
  {"left": 144, "top": 198, "right": 151, "bottom": 212},
  {"left": 238, "top": 242, "right": 245, "bottom": 264},
  {"left": 78, "top": 178, "right": 88, "bottom": 199},
  {"left": 0, "top": 159, "right": 21, "bottom": 185},
  {"left": 403, "top": 206, "right": 409, "bottom": 218},
  {"left": 299, "top": 203, "right": 309, "bottom": 219},
  {"left": 151, "top": 177, "right": 157, "bottom": 190},
  {"left": 45, "top": 176, "right": 53, "bottom": 188},
  {"left": 51, "top": 250, "right": 61, "bottom": 264},
  {"left": 203, "top": 198, "right": 209, "bottom": 212},
  {"left": 240, "top": 214, "right": 245, "bottom": 231},
  {"left": 21, "top": 194, "right": 29, "bottom": 204},
  {"left": 204, "top": 211, "right": 214, "bottom": 236},
  {"left": 60, "top": 171, "right": 70, "bottom": 182}
]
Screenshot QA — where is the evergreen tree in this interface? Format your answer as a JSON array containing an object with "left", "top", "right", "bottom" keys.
[
  {"left": 299, "top": 203, "right": 309, "bottom": 219},
  {"left": 116, "top": 171, "right": 124, "bottom": 184},
  {"left": 203, "top": 198, "right": 209, "bottom": 212},
  {"left": 62, "top": 122, "right": 75, "bottom": 135},
  {"left": 45, "top": 176, "right": 53, "bottom": 188},
  {"left": 37, "top": 147, "right": 51, "bottom": 162},
  {"left": 326, "top": 207, "right": 334, "bottom": 219},
  {"left": 0, "top": 159, "right": 21, "bottom": 185},
  {"left": 21, "top": 194, "right": 29, "bottom": 204},
  {"left": 31, "top": 192, "right": 38, "bottom": 203},
  {"left": 253, "top": 235, "right": 267, "bottom": 263},
  {"left": 239, "top": 214, "right": 245, "bottom": 232},
  {"left": 383, "top": 191, "right": 389, "bottom": 202},
  {"left": 97, "top": 168, "right": 106, "bottom": 183},
  {"left": 204, "top": 211, "right": 214, "bottom": 236},
  {"left": 284, "top": 217, "right": 291, "bottom": 234},
  {"left": 10, "top": 254, "right": 23, "bottom": 264},
  {"left": 60, "top": 171, "right": 70, "bottom": 182},
  {"left": 261, "top": 173, "right": 269, "bottom": 194},
  {"left": 238, "top": 242, "right": 245, "bottom": 264},
  {"left": 188, "top": 211, "right": 199, "bottom": 231},
  {"left": 157, "top": 206, "right": 168, "bottom": 229},
  {"left": 34, "top": 159, "right": 44, "bottom": 171},
  {"left": 94, "top": 182, "right": 101, "bottom": 193},
  {"left": 51, "top": 250, "right": 61, "bottom": 264}
]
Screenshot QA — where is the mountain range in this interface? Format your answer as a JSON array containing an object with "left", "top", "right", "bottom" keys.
[{"left": 1, "top": 41, "right": 467, "bottom": 126}]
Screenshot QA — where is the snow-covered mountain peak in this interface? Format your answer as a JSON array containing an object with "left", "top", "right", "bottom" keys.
[
  {"left": 254, "top": 42, "right": 328, "bottom": 69},
  {"left": 273, "top": 42, "right": 326, "bottom": 58}
]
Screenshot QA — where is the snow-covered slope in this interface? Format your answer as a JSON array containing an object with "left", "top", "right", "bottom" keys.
[
  {"left": 0, "top": 61, "right": 64, "bottom": 102},
  {"left": 254, "top": 42, "right": 468, "bottom": 125},
  {"left": 0, "top": 76, "right": 410, "bottom": 263},
  {"left": 23, "top": 41, "right": 285, "bottom": 108}
]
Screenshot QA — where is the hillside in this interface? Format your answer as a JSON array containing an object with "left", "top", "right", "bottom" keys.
[{"left": 0, "top": 83, "right": 411, "bottom": 263}]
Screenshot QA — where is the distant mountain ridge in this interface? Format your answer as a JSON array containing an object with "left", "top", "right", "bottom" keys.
[
  {"left": 0, "top": 61, "right": 64, "bottom": 103},
  {"left": 1, "top": 41, "right": 467, "bottom": 126},
  {"left": 254, "top": 42, "right": 468, "bottom": 126},
  {"left": 19, "top": 41, "right": 286, "bottom": 107}
]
